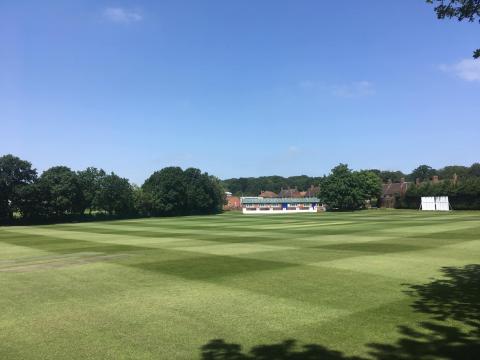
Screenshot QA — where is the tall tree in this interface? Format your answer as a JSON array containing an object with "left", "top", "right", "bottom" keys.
[
  {"left": 0, "top": 154, "right": 37, "bottom": 221},
  {"left": 357, "top": 170, "right": 383, "bottom": 202},
  {"left": 427, "top": 0, "right": 480, "bottom": 58},
  {"left": 319, "top": 164, "right": 369, "bottom": 210},
  {"left": 184, "top": 168, "right": 225, "bottom": 214},
  {"left": 94, "top": 173, "right": 134, "bottom": 215},
  {"left": 142, "top": 167, "right": 188, "bottom": 216},
  {"left": 142, "top": 167, "right": 225, "bottom": 216},
  {"left": 37, "top": 166, "right": 83, "bottom": 217},
  {"left": 408, "top": 165, "right": 437, "bottom": 182},
  {"left": 77, "top": 167, "right": 106, "bottom": 214}
]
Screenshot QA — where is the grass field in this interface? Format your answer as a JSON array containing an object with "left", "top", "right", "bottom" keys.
[{"left": 1, "top": 210, "right": 479, "bottom": 359}]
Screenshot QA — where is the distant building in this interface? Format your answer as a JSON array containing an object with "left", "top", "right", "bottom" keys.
[
  {"left": 241, "top": 197, "right": 320, "bottom": 214},
  {"left": 259, "top": 191, "right": 278, "bottom": 198},
  {"left": 305, "top": 185, "right": 320, "bottom": 197},
  {"left": 278, "top": 188, "right": 303, "bottom": 198},
  {"left": 224, "top": 192, "right": 241, "bottom": 210},
  {"left": 380, "top": 178, "right": 410, "bottom": 208}
]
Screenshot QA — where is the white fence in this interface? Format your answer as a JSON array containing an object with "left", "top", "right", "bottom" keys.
[{"left": 421, "top": 196, "right": 450, "bottom": 211}]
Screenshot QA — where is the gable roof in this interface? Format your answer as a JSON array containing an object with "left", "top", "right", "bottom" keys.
[
  {"left": 259, "top": 191, "right": 278, "bottom": 198},
  {"left": 382, "top": 182, "right": 410, "bottom": 196}
]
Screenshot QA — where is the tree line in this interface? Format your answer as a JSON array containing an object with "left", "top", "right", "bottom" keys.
[
  {"left": 222, "top": 175, "right": 323, "bottom": 196},
  {"left": 399, "top": 178, "right": 480, "bottom": 210},
  {"left": 0, "top": 154, "right": 225, "bottom": 224},
  {"left": 223, "top": 163, "right": 480, "bottom": 196}
]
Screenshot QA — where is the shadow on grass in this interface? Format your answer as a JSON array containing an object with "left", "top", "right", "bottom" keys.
[
  {"left": 200, "top": 339, "right": 363, "bottom": 360},
  {"left": 200, "top": 264, "right": 480, "bottom": 360}
]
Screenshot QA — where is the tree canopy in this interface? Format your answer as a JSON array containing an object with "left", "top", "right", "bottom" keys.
[
  {"left": 319, "top": 164, "right": 382, "bottom": 211},
  {"left": 0, "top": 154, "right": 37, "bottom": 221},
  {"left": 2, "top": 153, "right": 480, "bottom": 223},
  {"left": 142, "top": 167, "right": 225, "bottom": 216}
]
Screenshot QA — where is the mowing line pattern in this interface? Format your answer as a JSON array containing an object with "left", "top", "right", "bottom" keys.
[{"left": 0, "top": 211, "right": 479, "bottom": 359}]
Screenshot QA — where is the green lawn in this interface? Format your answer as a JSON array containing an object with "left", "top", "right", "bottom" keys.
[{"left": 1, "top": 211, "right": 479, "bottom": 359}]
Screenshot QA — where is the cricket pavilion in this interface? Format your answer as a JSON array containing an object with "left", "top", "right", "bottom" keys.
[{"left": 241, "top": 197, "right": 321, "bottom": 214}]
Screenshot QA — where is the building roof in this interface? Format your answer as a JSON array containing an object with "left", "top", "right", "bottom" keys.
[
  {"left": 259, "top": 191, "right": 278, "bottom": 198},
  {"left": 242, "top": 197, "right": 319, "bottom": 204},
  {"left": 382, "top": 182, "right": 410, "bottom": 196},
  {"left": 278, "top": 188, "right": 302, "bottom": 198}
]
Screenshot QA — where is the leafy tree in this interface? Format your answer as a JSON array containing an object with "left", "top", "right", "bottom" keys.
[
  {"left": 357, "top": 170, "right": 383, "bottom": 202},
  {"left": 37, "top": 166, "right": 83, "bottom": 217},
  {"left": 408, "top": 165, "right": 437, "bottom": 182},
  {"left": 142, "top": 167, "right": 225, "bottom": 216},
  {"left": 319, "top": 164, "right": 366, "bottom": 210},
  {"left": 77, "top": 167, "right": 106, "bottom": 214},
  {"left": 222, "top": 175, "right": 322, "bottom": 196},
  {"left": 94, "top": 173, "right": 134, "bottom": 215},
  {"left": 0, "top": 154, "right": 37, "bottom": 221},
  {"left": 426, "top": 0, "right": 480, "bottom": 58},
  {"left": 469, "top": 163, "right": 480, "bottom": 177},
  {"left": 437, "top": 165, "right": 469, "bottom": 180},
  {"left": 143, "top": 167, "right": 188, "bottom": 216},
  {"left": 184, "top": 168, "right": 225, "bottom": 214},
  {"left": 368, "top": 169, "right": 406, "bottom": 183},
  {"left": 132, "top": 185, "right": 153, "bottom": 216}
]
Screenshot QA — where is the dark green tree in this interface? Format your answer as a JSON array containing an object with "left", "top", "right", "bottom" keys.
[
  {"left": 408, "top": 165, "right": 437, "bottom": 182},
  {"left": 132, "top": 185, "right": 153, "bottom": 216},
  {"left": 142, "top": 167, "right": 188, "bottom": 216},
  {"left": 94, "top": 173, "right": 134, "bottom": 215},
  {"left": 319, "top": 164, "right": 367, "bottom": 210},
  {"left": 426, "top": 0, "right": 480, "bottom": 58},
  {"left": 77, "top": 167, "right": 106, "bottom": 214},
  {"left": 142, "top": 167, "right": 225, "bottom": 216},
  {"left": 469, "top": 163, "right": 480, "bottom": 177},
  {"left": 437, "top": 165, "right": 469, "bottom": 180},
  {"left": 37, "top": 166, "right": 83, "bottom": 217},
  {"left": 357, "top": 170, "right": 383, "bottom": 203},
  {"left": 0, "top": 154, "right": 37, "bottom": 221},
  {"left": 184, "top": 168, "right": 225, "bottom": 214}
]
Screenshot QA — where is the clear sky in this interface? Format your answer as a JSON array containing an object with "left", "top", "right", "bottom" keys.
[{"left": 1, "top": 1, "right": 479, "bottom": 184}]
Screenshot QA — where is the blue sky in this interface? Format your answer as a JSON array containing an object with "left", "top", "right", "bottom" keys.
[{"left": 1, "top": 1, "right": 479, "bottom": 184}]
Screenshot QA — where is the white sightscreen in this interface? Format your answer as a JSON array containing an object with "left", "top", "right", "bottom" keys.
[
  {"left": 421, "top": 196, "right": 450, "bottom": 211},
  {"left": 421, "top": 197, "right": 436, "bottom": 211},
  {"left": 435, "top": 196, "right": 450, "bottom": 211}
]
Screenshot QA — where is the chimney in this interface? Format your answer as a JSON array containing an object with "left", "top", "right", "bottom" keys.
[
  {"left": 388, "top": 179, "right": 392, "bottom": 184},
  {"left": 416, "top": 178, "right": 421, "bottom": 186},
  {"left": 432, "top": 175, "right": 439, "bottom": 183},
  {"left": 453, "top": 173, "right": 458, "bottom": 186},
  {"left": 400, "top": 177, "right": 405, "bottom": 184}
]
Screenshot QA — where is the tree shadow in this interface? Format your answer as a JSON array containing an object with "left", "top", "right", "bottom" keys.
[
  {"left": 367, "top": 264, "right": 480, "bottom": 359},
  {"left": 199, "top": 264, "right": 480, "bottom": 360},
  {"left": 200, "top": 338, "right": 363, "bottom": 360},
  {"left": 407, "top": 264, "right": 480, "bottom": 331}
]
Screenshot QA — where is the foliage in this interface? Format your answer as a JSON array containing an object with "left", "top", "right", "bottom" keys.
[
  {"left": 222, "top": 175, "right": 322, "bottom": 196},
  {"left": 94, "top": 173, "right": 134, "bottom": 215},
  {"left": 319, "top": 164, "right": 381, "bottom": 210},
  {"left": 426, "top": 0, "right": 480, "bottom": 58},
  {"left": 142, "top": 167, "right": 225, "bottom": 216},
  {"left": 0, "top": 154, "right": 37, "bottom": 221},
  {"left": 367, "top": 169, "right": 406, "bottom": 183},
  {"left": 408, "top": 165, "right": 437, "bottom": 182},
  {"left": 77, "top": 167, "right": 106, "bottom": 214},
  {"left": 132, "top": 185, "right": 152, "bottom": 217},
  {"left": 400, "top": 177, "right": 480, "bottom": 209},
  {"left": 36, "top": 166, "right": 84, "bottom": 217}
]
